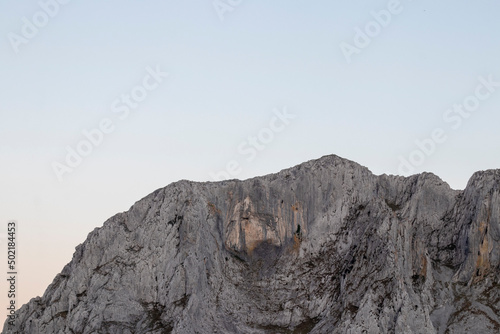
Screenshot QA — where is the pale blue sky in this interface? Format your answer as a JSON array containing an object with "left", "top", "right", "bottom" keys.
[{"left": 1, "top": 0, "right": 500, "bottom": 315}]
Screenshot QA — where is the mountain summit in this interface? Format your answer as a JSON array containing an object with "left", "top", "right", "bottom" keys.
[{"left": 5, "top": 155, "right": 500, "bottom": 333}]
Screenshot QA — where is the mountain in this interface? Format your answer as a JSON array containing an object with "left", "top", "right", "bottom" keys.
[{"left": 4, "top": 155, "right": 500, "bottom": 333}]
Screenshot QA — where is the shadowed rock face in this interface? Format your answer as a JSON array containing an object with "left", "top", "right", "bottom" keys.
[{"left": 4, "top": 155, "right": 500, "bottom": 334}]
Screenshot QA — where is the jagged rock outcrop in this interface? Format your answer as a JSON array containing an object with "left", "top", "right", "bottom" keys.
[{"left": 4, "top": 155, "right": 500, "bottom": 333}]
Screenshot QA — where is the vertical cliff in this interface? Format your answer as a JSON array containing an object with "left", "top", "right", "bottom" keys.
[{"left": 4, "top": 155, "right": 500, "bottom": 333}]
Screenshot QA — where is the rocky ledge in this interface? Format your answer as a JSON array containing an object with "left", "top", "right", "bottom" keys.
[{"left": 4, "top": 155, "right": 500, "bottom": 333}]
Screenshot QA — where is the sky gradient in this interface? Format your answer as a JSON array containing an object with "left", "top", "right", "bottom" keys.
[{"left": 1, "top": 0, "right": 500, "bottom": 321}]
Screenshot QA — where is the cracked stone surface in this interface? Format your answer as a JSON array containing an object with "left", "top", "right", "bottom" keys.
[{"left": 3, "top": 155, "right": 500, "bottom": 333}]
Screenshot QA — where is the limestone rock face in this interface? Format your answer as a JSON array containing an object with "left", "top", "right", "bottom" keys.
[{"left": 4, "top": 155, "right": 500, "bottom": 333}]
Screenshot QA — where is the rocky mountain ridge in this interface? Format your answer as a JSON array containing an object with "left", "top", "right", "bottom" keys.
[{"left": 4, "top": 155, "right": 500, "bottom": 333}]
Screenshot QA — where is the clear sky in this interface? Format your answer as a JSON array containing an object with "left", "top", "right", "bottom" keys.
[{"left": 1, "top": 0, "right": 500, "bottom": 321}]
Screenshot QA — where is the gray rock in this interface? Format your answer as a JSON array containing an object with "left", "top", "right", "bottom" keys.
[{"left": 4, "top": 155, "right": 500, "bottom": 333}]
